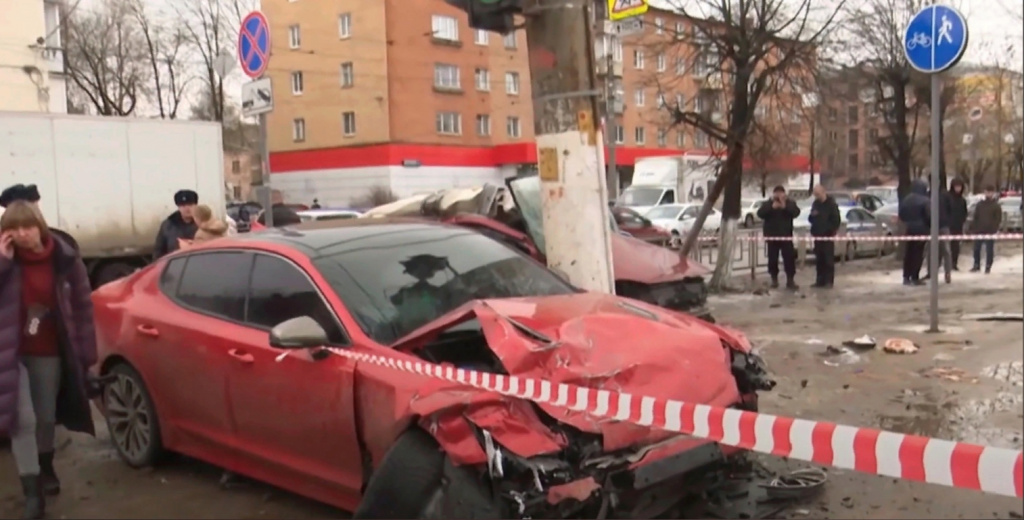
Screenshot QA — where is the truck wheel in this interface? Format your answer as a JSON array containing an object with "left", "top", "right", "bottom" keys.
[
  {"left": 353, "top": 428, "right": 505, "bottom": 520},
  {"left": 94, "top": 262, "right": 137, "bottom": 288}
]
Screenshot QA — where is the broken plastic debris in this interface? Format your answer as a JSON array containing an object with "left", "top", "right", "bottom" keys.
[
  {"left": 883, "top": 338, "right": 919, "bottom": 354},
  {"left": 842, "top": 335, "right": 877, "bottom": 350},
  {"left": 820, "top": 345, "right": 862, "bottom": 366},
  {"left": 921, "top": 367, "right": 975, "bottom": 383},
  {"left": 805, "top": 338, "right": 824, "bottom": 345}
]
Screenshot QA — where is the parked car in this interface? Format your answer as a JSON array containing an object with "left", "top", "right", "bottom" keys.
[
  {"left": 794, "top": 205, "right": 892, "bottom": 258},
  {"left": 90, "top": 219, "right": 775, "bottom": 519},
  {"left": 297, "top": 208, "right": 364, "bottom": 222},
  {"left": 864, "top": 186, "right": 899, "bottom": 205},
  {"left": 645, "top": 203, "right": 723, "bottom": 240},
  {"left": 741, "top": 199, "right": 766, "bottom": 228},
  {"left": 610, "top": 206, "right": 672, "bottom": 246},
  {"left": 227, "top": 201, "right": 263, "bottom": 233}
]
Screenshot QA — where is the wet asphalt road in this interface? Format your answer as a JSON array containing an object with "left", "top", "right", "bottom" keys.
[{"left": 1, "top": 245, "right": 1022, "bottom": 519}]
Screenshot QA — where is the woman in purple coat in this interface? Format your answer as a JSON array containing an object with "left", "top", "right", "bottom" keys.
[{"left": 1, "top": 201, "right": 97, "bottom": 519}]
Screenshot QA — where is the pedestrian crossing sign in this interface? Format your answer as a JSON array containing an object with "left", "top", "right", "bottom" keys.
[{"left": 608, "top": 0, "right": 648, "bottom": 21}]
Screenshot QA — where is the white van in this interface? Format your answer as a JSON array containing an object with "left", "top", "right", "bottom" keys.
[{"left": 616, "top": 154, "right": 719, "bottom": 215}]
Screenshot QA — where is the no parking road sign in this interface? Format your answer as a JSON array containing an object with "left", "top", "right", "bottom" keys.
[
  {"left": 238, "top": 11, "right": 271, "bottom": 79},
  {"left": 903, "top": 4, "right": 968, "bottom": 74}
]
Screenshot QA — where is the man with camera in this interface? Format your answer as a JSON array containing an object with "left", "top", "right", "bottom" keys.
[{"left": 757, "top": 186, "right": 801, "bottom": 290}]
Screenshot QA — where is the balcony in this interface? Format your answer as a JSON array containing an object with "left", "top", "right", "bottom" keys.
[{"left": 596, "top": 57, "right": 623, "bottom": 77}]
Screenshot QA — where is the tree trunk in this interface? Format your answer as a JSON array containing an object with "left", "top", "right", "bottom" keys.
[{"left": 708, "top": 151, "right": 744, "bottom": 290}]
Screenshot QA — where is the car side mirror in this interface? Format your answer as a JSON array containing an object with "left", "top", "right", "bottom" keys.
[{"left": 269, "top": 316, "right": 328, "bottom": 349}]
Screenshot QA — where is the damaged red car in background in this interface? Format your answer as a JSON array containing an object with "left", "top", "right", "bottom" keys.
[
  {"left": 90, "top": 219, "right": 775, "bottom": 519},
  {"left": 364, "top": 177, "right": 714, "bottom": 321}
]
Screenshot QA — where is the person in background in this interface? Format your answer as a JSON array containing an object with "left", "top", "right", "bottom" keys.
[
  {"left": 153, "top": 190, "right": 199, "bottom": 259},
  {"left": 947, "top": 179, "right": 968, "bottom": 270},
  {"left": 969, "top": 185, "right": 1001, "bottom": 274},
  {"left": 1, "top": 184, "right": 79, "bottom": 253},
  {"left": 756, "top": 185, "right": 801, "bottom": 290},
  {"left": 310, "top": 198, "right": 322, "bottom": 209},
  {"left": 809, "top": 184, "right": 841, "bottom": 288},
  {"left": 257, "top": 189, "right": 302, "bottom": 227},
  {"left": 924, "top": 181, "right": 953, "bottom": 284},
  {"left": 192, "top": 204, "right": 229, "bottom": 243},
  {"left": 1, "top": 201, "right": 98, "bottom": 519},
  {"left": 899, "top": 179, "right": 931, "bottom": 285}
]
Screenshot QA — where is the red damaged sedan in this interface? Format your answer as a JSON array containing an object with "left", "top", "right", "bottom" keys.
[{"left": 90, "top": 219, "right": 774, "bottom": 519}]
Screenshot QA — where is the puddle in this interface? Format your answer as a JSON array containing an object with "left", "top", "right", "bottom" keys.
[
  {"left": 879, "top": 390, "right": 1023, "bottom": 449},
  {"left": 982, "top": 361, "right": 1024, "bottom": 386}
]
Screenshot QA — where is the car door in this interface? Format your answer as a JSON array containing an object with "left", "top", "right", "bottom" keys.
[
  {"left": 136, "top": 251, "right": 251, "bottom": 455},
  {"left": 225, "top": 252, "right": 363, "bottom": 502},
  {"left": 677, "top": 206, "right": 698, "bottom": 234}
]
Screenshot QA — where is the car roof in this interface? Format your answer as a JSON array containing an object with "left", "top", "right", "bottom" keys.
[{"left": 216, "top": 218, "right": 475, "bottom": 259}]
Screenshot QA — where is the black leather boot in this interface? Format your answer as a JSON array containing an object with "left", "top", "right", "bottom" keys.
[
  {"left": 20, "top": 475, "right": 45, "bottom": 519},
  {"left": 39, "top": 451, "right": 60, "bottom": 496}
]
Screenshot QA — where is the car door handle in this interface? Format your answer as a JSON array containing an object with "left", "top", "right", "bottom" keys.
[
  {"left": 136, "top": 324, "right": 160, "bottom": 338},
  {"left": 228, "top": 349, "right": 254, "bottom": 364}
]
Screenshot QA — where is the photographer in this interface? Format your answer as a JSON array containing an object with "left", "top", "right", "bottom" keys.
[{"left": 757, "top": 186, "right": 801, "bottom": 290}]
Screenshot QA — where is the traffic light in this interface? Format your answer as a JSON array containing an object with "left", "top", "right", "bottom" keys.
[{"left": 444, "top": 0, "right": 522, "bottom": 34}]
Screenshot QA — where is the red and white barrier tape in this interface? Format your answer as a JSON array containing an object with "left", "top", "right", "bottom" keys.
[
  {"left": 694, "top": 233, "right": 1023, "bottom": 242},
  {"left": 326, "top": 349, "right": 1023, "bottom": 498}
]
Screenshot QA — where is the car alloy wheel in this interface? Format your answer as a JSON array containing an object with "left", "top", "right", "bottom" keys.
[{"left": 104, "top": 368, "right": 156, "bottom": 465}]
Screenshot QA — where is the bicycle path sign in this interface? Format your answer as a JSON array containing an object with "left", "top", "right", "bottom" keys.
[
  {"left": 238, "top": 11, "right": 271, "bottom": 79},
  {"left": 903, "top": 4, "right": 968, "bottom": 74}
]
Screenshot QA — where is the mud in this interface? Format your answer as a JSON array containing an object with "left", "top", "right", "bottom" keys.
[{"left": 0, "top": 245, "right": 1021, "bottom": 519}]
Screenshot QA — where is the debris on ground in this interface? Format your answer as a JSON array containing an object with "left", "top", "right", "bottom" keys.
[
  {"left": 820, "top": 345, "right": 862, "bottom": 366},
  {"left": 961, "top": 312, "right": 1024, "bottom": 322},
  {"left": 932, "top": 353, "right": 955, "bottom": 362},
  {"left": 883, "top": 338, "right": 920, "bottom": 354},
  {"left": 842, "top": 335, "right": 878, "bottom": 351},
  {"left": 920, "top": 367, "right": 978, "bottom": 383},
  {"left": 806, "top": 338, "right": 825, "bottom": 345}
]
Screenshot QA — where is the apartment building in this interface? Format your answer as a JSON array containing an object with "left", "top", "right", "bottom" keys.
[
  {"left": 263, "top": 1, "right": 814, "bottom": 204},
  {"left": 0, "top": 0, "right": 67, "bottom": 113}
]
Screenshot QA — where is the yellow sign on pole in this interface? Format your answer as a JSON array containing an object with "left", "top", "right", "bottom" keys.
[{"left": 607, "top": 0, "right": 649, "bottom": 21}]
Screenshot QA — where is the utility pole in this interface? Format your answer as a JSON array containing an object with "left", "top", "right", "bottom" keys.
[
  {"left": 523, "top": 0, "right": 615, "bottom": 292},
  {"left": 602, "top": 33, "right": 620, "bottom": 200}
]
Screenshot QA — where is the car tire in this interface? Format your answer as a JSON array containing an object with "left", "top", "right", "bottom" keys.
[
  {"left": 353, "top": 428, "right": 505, "bottom": 520},
  {"left": 94, "top": 261, "right": 138, "bottom": 288},
  {"left": 103, "top": 363, "right": 165, "bottom": 468},
  {"left": 744, "top": 214, "right": 754, "bottom": 228}
]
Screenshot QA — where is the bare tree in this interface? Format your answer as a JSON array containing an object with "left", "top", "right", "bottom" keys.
[
  {"left": 63, "top": 0, "right": 150, "bottom": 116},
  {"left": 177, "top": 0, "right": 254, "bottom": 123},
  {"left": 128, "top": 0, "right": 191, "bottom": 119},
  {"left": 745, "top": 117, "right": 799, "bottom": 197},
  {"left": 644, "top": 0, "right": 843, "bottom": 288}
]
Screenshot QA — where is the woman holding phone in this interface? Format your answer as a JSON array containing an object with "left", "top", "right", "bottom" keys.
[{"left": 0, "top": 200, "right": 97, "bottom": 519}]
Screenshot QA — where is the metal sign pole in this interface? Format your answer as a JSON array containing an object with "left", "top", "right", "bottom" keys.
[
  {"left": 928, "top": 74, "right": 941, "bottom": 332},
  {"left": 259, "top": 112, "right": 273, "bottom": 227}
]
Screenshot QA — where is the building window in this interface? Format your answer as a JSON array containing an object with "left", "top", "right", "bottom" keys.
[
  {"left": 868, "top": 128, "right": 879, "bottom": 140},
  {"left": 474, "top": 68, "right": 490, "bottom": 91},
  {"left": 675, "top": 57, "right": 685, "bottom": 75},
  {"left": 656, "top": 93, "right": 666, "bottom": 107},
  {"left": 827, "top": 106, "right": 838, "bottom": 121},
  {"left": 848, "top": 153, "right": 859, "bottom": 169},
  {"left": 694, "top": 131, "right": 708, "bottom": 147},
  {"left": 613, "top": 40, "right": 623, "bottom": 61},
  {"left": 848, "top": 129, "right": 859, "bottom": 148},
  {"left": 867, "top": 102, "right": 878, "bottom": 117},
  {"left": 675, "top": 22, "right": 684, "bottom": 37},
  {"left": 505, "top": 72, "right": 520, "bottom": 95},
  {"left": 503, "top": 31, "right": 517, "bottom": 49},
  {"left": 657, "top": 128, "right": 667, "bottom": 147},
  {"left": 288, "top": 25, "right": 301, "bottom": 49},
  {"left": 634, "top": 126, "right": 646, "bottom": 144},
  {"left": 476, "top": 114, "right": 491, "bottom": 136},
  {"left": 474, "top": 29, "right": 489, "bottom": 45},
  {"left": 340, "top": 62, "right": 354, "bottom": 87},
  {"left": 338, "top": 13, "right": 351, "bottom": 38},
  {"left": 431, "top": 15, "right": 458, "bottom": 41},
  {"left": 342, "top": 111, "right": 356, "bottom": 136},
  {"left": 654, "top": 18, "right": 663, "bottom": 33},
  {"left": 290, "top": 71, "right": 303, "bottom": 95},
  {"left": 436, "top": 112, "right": 462, "bottom": 135},
  {"left": 507, "top": 116, "right": 521, "bottom": 138},
  {"left": 292, "top": 118, "right": 305, "bottom": 142},
  {"left": 676, "top": 131, "right": 685, "bottom": 148},
  {"left": 633, "top": 50, "right": 644, "bottom": 69},
  {"left": 634, "top": 89, "right": 645, "bottom": 106},
  {"left": 434, "top": 63, "right": 460, "bottom": 89},
  {"left": 656, "top": 53, "right": 666, "bottom": 72},
  {"left": 614, "top": 125, "right": 624, "bottom": 144},
  {"left": 231, "top": 160, "right": 240, "bottom": 173},
  {"left": 847, "top": 104, "right": 859, "bottom": 124},
  {"left": 675, "top": 93, "right": 685, "bottom": 109}
]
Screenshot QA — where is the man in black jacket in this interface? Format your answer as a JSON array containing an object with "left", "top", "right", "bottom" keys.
[
  {"left": 809, "top": 184, "right": 842, "bottom": 288},
  {"left": 153, "top": 189, "right": 199, "bottom": 259},
  {"left": 1, "top": 183, "right": 80, "bottom": 252},
  {"left": 257, "top": 189, "right": 302, "bottom": 227},
  {"left": 947, "top": 179, "right": 968, "bottom": 270},
  {"left": 756, "top": 186, "right": 801, "bottom": 290},
  {"left": 898, "top": 179, "right": 930, "bottom": 285}
]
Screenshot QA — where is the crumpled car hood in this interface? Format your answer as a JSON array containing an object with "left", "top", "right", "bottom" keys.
[
  {"left": 392, "top": 292, "right": 746, "bottom": 455},
  {"left": 611, "top": 233, "right": 710, "bottom": 282}
]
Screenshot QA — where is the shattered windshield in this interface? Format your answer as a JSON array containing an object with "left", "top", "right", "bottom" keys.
[
  {"left": 618, "top": 187, "right": 666, "bottom": 206},
  {"left": 312, "top": 226, "right": 573, "bottom": 345}
]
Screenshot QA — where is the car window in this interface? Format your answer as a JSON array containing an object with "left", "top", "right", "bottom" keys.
[
  {"left": 846, "top": 209, "right": 863, "bottom": 223},
  {"left": 645, "top": 205, "right": 681, "bottom": 220},
  {"left": 246, "top": 254, "right": 347, "bottom": 344},
  {"left": 160, "top": 257, "right": 186, "bottom": 295},
  {"left": 680, "top": 206, "right": 699, "bottom": 219},
  {"left": 860, "top": 210, "right": 876, "bottom": 221},
  {"left": 661, "top": 190, "right": 676, "bottom": 204},
  {"left": 311, "top": 227, "right": 575, "bottom": 345},
  {"left": 175, "top": 251, "right": 251, "bottom": 322}
]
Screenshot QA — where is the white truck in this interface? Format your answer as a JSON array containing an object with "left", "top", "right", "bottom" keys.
[
  {"left": 0, "top": 112, "right": 225, "bottom": 287},
  {"left": 616, "top": 154, "right": 720, "bottom": 215}
]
